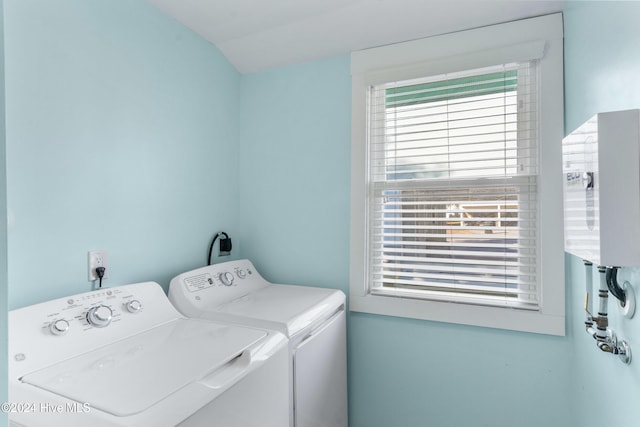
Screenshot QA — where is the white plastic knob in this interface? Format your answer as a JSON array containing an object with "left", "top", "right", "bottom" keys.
[
  {"left": 125, "top": 299, "right": 143, "bottom": 313},
  {"left": 87, "top": 305, "right": 113, "bottom": 328},
  {"left": 49, "top": 319, "right": 70, "bottom": 336},
  {"left": 219, "top": 272, "right": 234, "bottom": 286}
]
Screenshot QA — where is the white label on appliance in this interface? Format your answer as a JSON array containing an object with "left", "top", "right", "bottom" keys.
[{"left": 185, "top": 274, "right": 215, "bottom": 292}]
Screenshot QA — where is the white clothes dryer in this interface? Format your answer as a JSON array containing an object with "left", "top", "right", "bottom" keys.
[
  {"left": 8, "top": 281, "right": 289, "bottom": 427},
  {"left": 169, "top": 259, "right": 348, "bottom": 427}
]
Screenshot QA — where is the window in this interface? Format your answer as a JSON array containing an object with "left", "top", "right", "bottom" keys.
[
  {"left": 370, "top": 62, "right": 538, "bottom": 308},
  {"left": 350, "top": 14, "right": 565, "bottom": 335}
]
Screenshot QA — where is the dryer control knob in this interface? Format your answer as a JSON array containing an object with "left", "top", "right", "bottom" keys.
[
  {"left": 87, "top": 305, "right": 113, "bottom": 328},
  {"left": 49, "top": 319, "right": 70, "bottom": 336},
  {"left": 219, "top": 272, "right": 234, "bottom": 286},
  {"left": 125, "top": 299, "right": 142, "bottom": 313}
]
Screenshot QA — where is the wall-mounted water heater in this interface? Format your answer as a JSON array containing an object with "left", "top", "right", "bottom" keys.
[
  {"left": 563, "top": 109, "right": 640, "bottom": 267},
  {"left": 563, "top": 109, "right": 639, "bottom": 365}
]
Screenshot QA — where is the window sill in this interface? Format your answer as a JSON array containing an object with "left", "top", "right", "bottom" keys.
[{"left": 349, "top": 291, "right": 565, "bottom": 336}]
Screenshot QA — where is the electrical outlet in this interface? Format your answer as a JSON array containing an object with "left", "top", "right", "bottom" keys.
[{"left": 88, "top": 250, "right": 109, "bottom": 281}]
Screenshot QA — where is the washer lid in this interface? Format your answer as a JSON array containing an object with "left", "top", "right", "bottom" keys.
[
  {"left": 20, "top": 319, "right": 266, "bottom": 417},
  {"left": 211, "top": 285, "right": 344, "bottom": 336}
]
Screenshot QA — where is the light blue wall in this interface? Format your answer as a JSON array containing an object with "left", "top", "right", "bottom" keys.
[
  {"left": 564, "top": 2, "right": 640, "bottom": 426},
  {"left": 0, "top": 0, "right": 8, "bottom": 424},
  {"left": 238, "top": 56, "right": 351, "bottom": 288},
  {"left": 238, "top": 56, "right": 574, "bottom": 427},
  {"left": 5, "top": 0, "right": 241, "bottom": 309}
]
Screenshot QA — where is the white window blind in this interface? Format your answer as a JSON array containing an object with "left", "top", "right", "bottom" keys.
[{"left": 367, "top": 62, "right": 540, "bottom": 309}]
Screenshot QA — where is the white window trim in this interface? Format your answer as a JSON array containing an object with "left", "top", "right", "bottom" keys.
[{"left": 349, "top": 13, "right": 565, "bottom": 335}]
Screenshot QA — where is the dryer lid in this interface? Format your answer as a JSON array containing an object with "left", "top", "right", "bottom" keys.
[
  {"left": 211, "top": 284, "right": 344, "bottom": 336},
  {"left": 20, "top": 319, "right": 266, "bottom": 417}
]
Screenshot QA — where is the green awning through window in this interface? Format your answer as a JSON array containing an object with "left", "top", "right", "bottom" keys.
[{"left": 386, "top": 71, "right": 517, "bottom": 108}]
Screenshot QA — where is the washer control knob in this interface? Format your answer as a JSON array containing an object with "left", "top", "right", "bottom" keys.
[
  {"left": 49, "top": 319, "right": 70, "bottom": 336},
  {"left": 236, "top": 269, "right": 247, "bottom": 279},
  {"left": 87, "top": 305, "right": 113, "bottom": 328},
  {"left": 125, "top": 299, "right": 143, "bottom": 313},
  {"left": 219, "top": 272, "right": 234, "bottom": 286}
]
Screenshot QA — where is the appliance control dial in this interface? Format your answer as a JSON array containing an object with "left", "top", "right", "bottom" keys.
[
  {"left": 125, "top": 299, "right": 143, "bottom": 313},
  {"left": 236, "top": 269, "right": 247, "bottom": 279},
  {"left": 86, "top": 305, "right": 113, "bottom": 328},
  {"left": 219, "top": 272, "right": 234, "bottom": 286},
  {"left": 49, "top": 319, "right": 70, "bottom": 336}
]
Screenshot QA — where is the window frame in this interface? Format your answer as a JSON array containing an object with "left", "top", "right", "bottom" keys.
[
  {"left": 369, "top": 62, "right": 538, "bottom": 308},
  {"left": 349, "top": 13, "right": 565, "bottom": 335}
]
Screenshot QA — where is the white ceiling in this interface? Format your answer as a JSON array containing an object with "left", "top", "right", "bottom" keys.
[{"left": 147, "top": 0, "right": 563, "bottom": 74}]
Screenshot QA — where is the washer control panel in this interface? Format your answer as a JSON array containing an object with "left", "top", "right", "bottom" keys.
[
  {"left": 13, "top": 284, "right": 165, "bottom": 344},
  {"left": 37, "top": 286, "right": 147, "bottom": 336},
  {"left": 9, "top": 281, "right": 181, "bottom": 377}
]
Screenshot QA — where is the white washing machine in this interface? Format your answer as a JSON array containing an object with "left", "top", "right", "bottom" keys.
[
  {"left": 8, "top": 281, "right": 290, "bottom": 427},
  {"left": 169, "top": 259, "right": 348, "bottom": 427}
]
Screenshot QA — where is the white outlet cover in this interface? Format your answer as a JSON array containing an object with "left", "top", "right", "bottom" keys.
[{"left": 88, "top": 250, "right": 109, "bottom": 281}]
